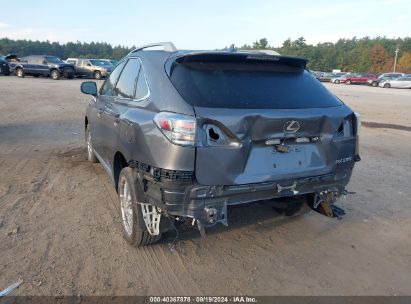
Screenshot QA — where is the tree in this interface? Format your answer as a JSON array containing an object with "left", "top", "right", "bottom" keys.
[
  {"left": 370, "top": 45, "right": 389, "bottom": 73},
  {"left": 397, "top": 52, "right": 411, "bottom": 73},
  {"left": 253, "top": 38, "right": 268, "bottom": 49}
]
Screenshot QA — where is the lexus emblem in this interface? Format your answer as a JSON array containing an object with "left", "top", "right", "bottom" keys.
[{"left": 283, "top": 120, "right": 300, "bottom": 133}]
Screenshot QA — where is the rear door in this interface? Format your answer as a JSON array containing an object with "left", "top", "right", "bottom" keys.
[
  {"left": 168, "top": 54, "right": 358, "bottom": 185},
  {"left": 101, "top": 58, "right": 141, "bottom": 166},
  {"left": 75, "top": 59, "right": 85, "bottom": 76},
  {"left": 92, "top": 60, "right": 127, "bottom": 160}
]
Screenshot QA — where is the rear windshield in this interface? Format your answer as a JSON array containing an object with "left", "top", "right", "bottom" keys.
[{"left": 169, "top": 61, "right": 343, "bottom": 109}]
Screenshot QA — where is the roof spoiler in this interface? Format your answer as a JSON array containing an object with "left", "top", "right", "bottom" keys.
[
  {"left": 129, "top": 42, "right": 177, "bottom": 56},
  {"left": 165, "top": 52, "right": 308, "bottom": 76}
]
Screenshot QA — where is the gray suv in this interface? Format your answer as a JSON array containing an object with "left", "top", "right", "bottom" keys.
[{"left": 81, "top": 42, "right": 361, "bottom": 246}]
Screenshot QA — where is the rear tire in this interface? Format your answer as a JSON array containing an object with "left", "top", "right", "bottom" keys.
[
  {"left": 371, "top": 81, "right": 378, "bottom": 87},
  {"left": 85, "top": 125, "right": 98, "bottom": 163},
  {"left": 16, "top": 68, "right": 25, "bottom": 78},
  {"left": 50, "top": 70, "right": 60, "bottom": 80},
  {"left": 335, "top": 80, "right": 340, "bottom": 84},
  {"left": 118, "top": 167, "right": 162, "bottom": 247},
  {"left": 383, "top": 83, "right": 391, "bottom": 88}
]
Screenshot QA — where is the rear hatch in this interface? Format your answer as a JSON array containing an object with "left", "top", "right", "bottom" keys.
[{"left": 168, "top": 53, "right": 357, "bottom": 185}]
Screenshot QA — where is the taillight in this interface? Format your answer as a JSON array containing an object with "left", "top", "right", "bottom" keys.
[{"left": 153, "top": 112, "right": 196, "bottom": 146}]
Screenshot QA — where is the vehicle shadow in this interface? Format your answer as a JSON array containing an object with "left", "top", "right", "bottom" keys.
[{"left": 163, "top": 201, "right": 307, "bottom": 243}]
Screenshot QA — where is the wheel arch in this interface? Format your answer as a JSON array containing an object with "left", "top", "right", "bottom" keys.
[{"left": 113, "top": 151, "right": 129, "bottom": 191}]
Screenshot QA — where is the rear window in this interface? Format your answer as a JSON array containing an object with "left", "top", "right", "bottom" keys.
[{"left": 169, "top": 61, "right": 343, "bottom": 109}]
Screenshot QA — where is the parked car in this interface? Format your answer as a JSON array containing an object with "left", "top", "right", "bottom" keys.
[
  {"left": 368, "top": 73, "right": 404, "bottom": 87},
  {"left": 330, "top": 72, "right": 349, "bottom": 84},
  {"left": 0, "top": 55, "right": 11, "bottom": 75},
  {"left": 317, "top": 72, "right": 335, "bottom": 82},
  {"left": 67, "top": 58, "right": 113, "bottom": 79},
  {"left": 342, "top": 73, "right": 377, "bottom": 85},
  {"left": 106, "top": 59, "right": 118, "bottom": 66},
  {"left": 378, "top": 72, "right": 404, "bottom": 79},
  {"left": 379, "top": 76, "right": 411, "bottom": 88},
  {"left": 80, "top": 42, "right": 360, "bottom": 246},
  {"left": 9, "top": 55, "right": 75, "bottom": 80}
]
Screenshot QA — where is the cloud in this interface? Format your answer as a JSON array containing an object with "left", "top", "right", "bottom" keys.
[
  {"left": 0, "top": 23, "right": 89, "bottom": 43},
  {"left": 0, "top": 22, "right": 10, "bottom": 29},
  {"left": 396, "top": 15, "right": 408, "bottom": 21}
]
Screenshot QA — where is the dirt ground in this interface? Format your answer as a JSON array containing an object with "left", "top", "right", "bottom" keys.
[{"left": 0, "top": 77, "right": 411, "bottom": 296}]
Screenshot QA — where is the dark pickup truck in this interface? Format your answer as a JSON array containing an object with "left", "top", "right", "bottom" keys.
[{"left": 9, "top": 55, "right": 75, "bottom": 80}]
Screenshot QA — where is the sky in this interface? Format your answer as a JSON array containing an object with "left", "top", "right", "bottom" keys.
[{"left": 0, "top": 0, "right": 410, "bottom": 49}]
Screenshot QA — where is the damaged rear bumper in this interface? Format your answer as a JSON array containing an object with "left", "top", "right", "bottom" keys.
[{"left": 160, "top": 169, "right": 353, "bottom": 227}]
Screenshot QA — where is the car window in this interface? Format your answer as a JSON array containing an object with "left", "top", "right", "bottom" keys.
[
  {"left": 114, "top": 58, "right": 141, "bottom": 99},
  {"left": 30, "top": 57, "right": 44, "bottom": 64},
  {"left": 77, "top": 59, "right": 83, "bottom": 66},
  {"left": 100, "top": 60, "right": 127, "bottom": 96},
  {"left": 134, "top": 67, "right": 149, "bottom": 100},
  {"left": 170, "top": 61, "right": 342, "bottom": 109},
  {"left": 45, "top": 56, "right": 63, "bottom": 64}
]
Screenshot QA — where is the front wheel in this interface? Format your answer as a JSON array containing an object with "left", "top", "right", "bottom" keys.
[
  {"left": 371, "top": 81, "right": 378, "bottom": 87},
  {"left": 118, "top": 167, "right": 163, "bottom": 247},
  {"left": 335, "top": 80, "right": 340, "bottom": 84},
  {"left": 16, "top": 68, "right": 25, "bottom": 78},
  {"left": 346, "top": 80, "right": 351, "bottom": 85},
  {"left": 383, "top": 83, "right": 391, "bottom": 88},
  {"left": 93, "top": 71, "right": 102, "bottom": 80},
  {"left": 50, "top": 70, "right": 60, "bottom": 80},
  {"left": 85, "top": 125, "right": 98, "bottom": 163}
]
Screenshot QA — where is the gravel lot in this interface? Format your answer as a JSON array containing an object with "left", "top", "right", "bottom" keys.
[{"left": 0, "top": 77, "right": 411, "bottom": 296}]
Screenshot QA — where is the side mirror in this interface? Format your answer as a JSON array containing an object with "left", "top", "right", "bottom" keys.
[
  {"left": 81, "top": 81, "right": 97, "bottom": 96},
  {"left": 87, "top": 63, "right": 92, "bottom": 66},
  {"left": 43, "top": 61, "right": 47, "bottom": 64}
]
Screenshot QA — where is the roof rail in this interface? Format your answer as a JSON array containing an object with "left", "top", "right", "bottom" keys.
[
  {"left": 130, "top": 42, "right": 177, "bottom": 54},
  {"left": 238, "top": 49, "right": 280, "bottom": 56}
]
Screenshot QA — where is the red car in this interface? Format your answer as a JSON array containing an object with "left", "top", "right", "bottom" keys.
[{"left": 341, "top": 73, "right": 377, "bottom": 85}]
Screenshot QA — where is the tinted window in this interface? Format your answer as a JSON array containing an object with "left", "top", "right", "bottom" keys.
[
  {"left": 134, "top": 68, "right": 149, "bottom": 100},
  {"left": 114, "top": 58, "right": 141, "bottom": 99},
  {"left": 170, "top": 61, "right": 343, "bottom": 109},
  {"left": 100, "top": 60, "right": 126, "bottom": 96}
]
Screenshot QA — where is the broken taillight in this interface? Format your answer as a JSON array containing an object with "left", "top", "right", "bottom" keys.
[{"left": 153, "top": 112, "right": 196, "bottom": 146}]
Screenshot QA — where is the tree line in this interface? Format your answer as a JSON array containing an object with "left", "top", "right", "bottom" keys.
[
  {"left": 1, "top": 36, "right": 410, "bottom": 73},
  {"left": 0, "top": 38, "right": 133, "bottom": 61},
  {"left": 236, "top": 36, "right": 411, "bottom": 74}
]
